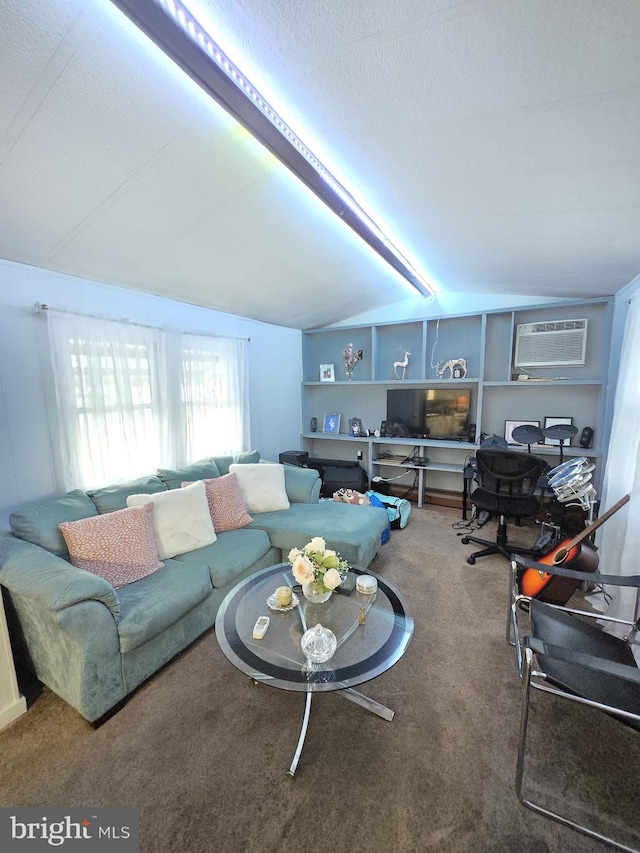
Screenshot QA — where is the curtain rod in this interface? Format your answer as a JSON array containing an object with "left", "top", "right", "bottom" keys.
[{"left": 33, "top": 303, "right": 250, "bottom": 341}]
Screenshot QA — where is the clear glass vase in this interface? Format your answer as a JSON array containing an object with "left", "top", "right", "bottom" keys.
[{"left": 302, "top": 580, "right": 332, "bottom": 604}]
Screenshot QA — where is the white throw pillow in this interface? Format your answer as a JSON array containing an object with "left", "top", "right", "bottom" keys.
[
  {"left": 126, "top": 480, "right": 216, "bottom": 559},
  {"left": 229, "top": 463, "right": 290, "bottom": 514}
]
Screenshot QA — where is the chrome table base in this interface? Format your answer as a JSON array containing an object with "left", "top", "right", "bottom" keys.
[{"left": 287, "top": 687, "right": 394, "bottom": 777}]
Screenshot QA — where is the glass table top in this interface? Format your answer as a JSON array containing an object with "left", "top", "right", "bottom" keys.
[{"left": 215, "top": 563, "right": 414, "bottom": 693}]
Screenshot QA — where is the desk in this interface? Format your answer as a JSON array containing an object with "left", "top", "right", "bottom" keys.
[{"left": 372, "top": 457, "right": 464, "bottom": 508}]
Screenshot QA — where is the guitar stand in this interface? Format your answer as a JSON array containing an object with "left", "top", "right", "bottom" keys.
[{"left": 530, "top": 522, "right": 561, "bottom": 555}]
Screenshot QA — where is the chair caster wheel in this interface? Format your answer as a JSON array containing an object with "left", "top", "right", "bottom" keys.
[
  {"left": 466, "top": 556, "right": 476, "bottom": 565},
  {"left": 461, "top": 536, "right": 470, "bottom": 544}
]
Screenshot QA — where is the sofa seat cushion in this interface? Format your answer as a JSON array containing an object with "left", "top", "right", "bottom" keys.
[
  {"left": 116, "top": 560, "right": 213, "bottom": 653},
  {"left": 171, "top": 528, "right": 272, "bottom": 588},
  {"left": 248, "top": 502, "right": 389, "bottom": 568}
]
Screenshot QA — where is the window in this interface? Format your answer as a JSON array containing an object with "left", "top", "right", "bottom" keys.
[
  {"left": 181, "top": 335, "right": 249, "bottom": 463},
  {"left": 48, "top": 313, "right": 248, "bottom": 489}
]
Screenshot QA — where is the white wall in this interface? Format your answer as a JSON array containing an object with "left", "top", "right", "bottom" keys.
[
  {"left": 334, "top": 289, "right": 569, "bottom": 326},
  {"left": 0, "top": 259, "right": 302, "bottom": 525}
]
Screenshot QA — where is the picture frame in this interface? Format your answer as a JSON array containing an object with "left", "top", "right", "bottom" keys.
[
  {"left": 543, "top": 416, "right": 574, "bottom": 446},
  {"left": 319, "top": 364, "right": 335, "bottom": 382},
  {"left": 348, "top": 417, "right": 363, "bottom": 436},
  {"left": 323, "top": 413, "right": 341, "bottom": 434},
  {"left": 504, "top": 419, "right": 540, "bottom": 445}
]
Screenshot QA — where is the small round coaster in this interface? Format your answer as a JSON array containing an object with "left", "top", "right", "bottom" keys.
[{"left": 356, "top": 575, "right": 378, "bottom": 594}]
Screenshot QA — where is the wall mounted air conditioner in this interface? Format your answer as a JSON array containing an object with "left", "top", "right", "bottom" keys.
[{"left": 514, "top": 319, "right": 588, "bottom": 368}]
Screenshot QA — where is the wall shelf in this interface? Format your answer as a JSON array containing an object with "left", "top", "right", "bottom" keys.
[{"left": 301, "top": 298, "right": 613, "bottom": 499}]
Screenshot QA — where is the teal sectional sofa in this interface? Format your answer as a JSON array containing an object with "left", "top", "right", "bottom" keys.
[{"left": 0, "top": 453, "right": 388, "bottom": 723}]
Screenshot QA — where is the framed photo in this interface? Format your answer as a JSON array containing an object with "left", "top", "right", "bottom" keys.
[
  {"left": 348, "top": 417, "right": 363, "bottom": 436},
  {"left": 504, "top": 419, "right": 540, "bottom": 445},
  {"left": 323, "top": 413, "right": 341, "bottom": 434},
  {"left": 319, "top": 364, "right": 335, "bottom": 382},
  {"left": 544, "top": 416, "right": 574, "bottom": 446}
]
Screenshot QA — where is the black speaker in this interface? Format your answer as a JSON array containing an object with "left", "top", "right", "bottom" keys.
[
  {"left": 468, "top": 423, "right": 476, "bottom": 443},
  {"left": 310, "top": 417, "right": 317, "bottom": 433},
  {"left": 380, "top": 419, "right": 387, "bottom": 437},
  {"left": 579, "top": 426, "right": 594, "bottom": 448},
  {"left": 279, "top": 451, "right": 309, "bottom": 467}
]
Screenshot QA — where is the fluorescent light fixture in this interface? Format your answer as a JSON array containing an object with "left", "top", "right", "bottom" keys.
[{"left": 109, "top": 0, "right": 435, "bottom": 298}]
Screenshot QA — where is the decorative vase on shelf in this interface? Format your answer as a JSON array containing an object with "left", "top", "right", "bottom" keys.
[{"left": 302, "top": 581, "right": 332, "bottom": 604}]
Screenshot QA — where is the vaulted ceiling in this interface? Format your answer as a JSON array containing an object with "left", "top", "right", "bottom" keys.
[{"left": 1, "top": 0, "right": 639, "bottom": 328}]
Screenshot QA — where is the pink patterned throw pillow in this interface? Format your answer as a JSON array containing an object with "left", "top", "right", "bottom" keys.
[
  {"left": 182, "top": 473, "right": 253, "bottom": 532},
  {"left": 59, "top": 503, "right": 163, "bottom": 589}
]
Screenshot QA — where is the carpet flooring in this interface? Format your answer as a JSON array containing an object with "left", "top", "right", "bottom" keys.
[{"left": 1, "top": 506, "right": 639, "bottom": 853}]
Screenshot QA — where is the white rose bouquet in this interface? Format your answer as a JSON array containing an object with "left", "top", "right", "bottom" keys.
[{"left": 288, "top": 537, "right": 349, "bottom": 594}]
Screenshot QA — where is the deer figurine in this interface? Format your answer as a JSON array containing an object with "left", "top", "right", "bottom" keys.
[
  {"left": 436, "top": 357, "right": 467, "bottom": 379},
  {"left": 392, "top": 349, "right": 411, "bottom": 379}
]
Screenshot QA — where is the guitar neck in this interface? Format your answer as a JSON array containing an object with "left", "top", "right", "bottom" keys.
[{"left": 564, "top": 493, "right": 631, "bottom": 550}]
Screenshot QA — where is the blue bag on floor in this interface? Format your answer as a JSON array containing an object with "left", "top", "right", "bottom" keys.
[
  {"left": 366, "top": 491, "right": 411, "bottom": 530},
  {"left": 367, "top": 492, "right": 391, "bottom": 544}
]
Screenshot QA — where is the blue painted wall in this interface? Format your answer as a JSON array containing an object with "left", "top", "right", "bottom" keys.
[{"left": 0, "top": 259, "right": 302, "bottom": 525}]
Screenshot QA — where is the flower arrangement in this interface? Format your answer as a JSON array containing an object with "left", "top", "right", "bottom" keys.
[
  {"left": 288, "top": 537, "right": 348, "bottom": 594},
  {"left": 343, "top": 342, "right": 363, "bottom": 380}
]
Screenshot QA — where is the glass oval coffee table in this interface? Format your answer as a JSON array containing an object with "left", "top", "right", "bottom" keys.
[{"left": 215, "top": 563, "right": 413, "bottom": 775}]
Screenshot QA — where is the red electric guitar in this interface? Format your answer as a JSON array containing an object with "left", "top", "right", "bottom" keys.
[{"left": 519, "top": 493, "right": 631, "bottom": 600}]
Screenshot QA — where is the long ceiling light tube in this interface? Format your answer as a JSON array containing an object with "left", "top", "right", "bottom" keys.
[{"left": 109, "top": 0, "right": 435, "bottom": 298}]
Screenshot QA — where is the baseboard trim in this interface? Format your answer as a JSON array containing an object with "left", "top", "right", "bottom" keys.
[{"left": 0, "top": 695, "right": 27, "bottom": 731}]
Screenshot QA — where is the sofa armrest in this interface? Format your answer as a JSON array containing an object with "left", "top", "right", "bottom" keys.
[
  {"left": 283, "top": 465, "right": 321, "bottom": 504},
  {"left": 0, "top": 531, "right": 120, "bottom": 622}
]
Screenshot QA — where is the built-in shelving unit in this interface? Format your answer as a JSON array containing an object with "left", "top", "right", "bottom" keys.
[{"left": 301, "top": 298, "right": 613, "bottom": 504}]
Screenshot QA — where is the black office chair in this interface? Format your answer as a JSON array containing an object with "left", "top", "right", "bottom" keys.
[
  {"left": 461, "top": 448, "right": 549, "bottom": 565},
  {"left": 510, "top": 556, "right": 640, "bottom": 851}
]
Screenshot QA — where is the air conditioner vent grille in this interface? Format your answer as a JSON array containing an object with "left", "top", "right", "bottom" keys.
[{"left": 514, "top": 319, "right": 588, "bottom": 368}]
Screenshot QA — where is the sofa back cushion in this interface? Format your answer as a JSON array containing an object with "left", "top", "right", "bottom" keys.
[
  {"left": 58, "top": 502, "right": 163, "bottom": 589},
  {"left": 126, "top": 480, "right": 216, "bottom": 559},
  {"left": 211, "top": 450, "right": 260, "bottom": 476},
  {"left": 283, "top": 464, "right": 321, "bottom": 503},
  {"left": 157, "top": 458, "right": 221, "bottom": 490},
  {"left": 10, "top": 490, "right": 98, "bottom": 557},
  {"left": 229, "top": 463, "right": 290, "bottom": 514},
  {"left": 88, "top": 475, "right": 168, "bottom": 514}
]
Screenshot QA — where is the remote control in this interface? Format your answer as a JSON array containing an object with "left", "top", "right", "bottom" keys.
[{"left": 252, "top": 616, "right": 270, "bottom": 640}]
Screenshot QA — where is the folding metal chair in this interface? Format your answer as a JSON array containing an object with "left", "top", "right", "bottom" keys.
[{"left": 509, "top": 555, "right": 640, "bottom": 851}]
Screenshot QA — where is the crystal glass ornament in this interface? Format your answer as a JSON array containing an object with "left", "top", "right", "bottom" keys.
[{"left": 301, "top": 623, "right": 337, "bottom": 664}]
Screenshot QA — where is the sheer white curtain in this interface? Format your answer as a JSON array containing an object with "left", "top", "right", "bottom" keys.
[
  {"left": 598, "top": 294, "right": 640, "bottom": 628},
  {"left": 180, "top": 334, "right": 249, "bottom": 461},
  {"left": 48, "top": 312, "right": 171, "bottom": 489},
  {"left": 47, "top": 313, "right": 249, "bottom": 491}
]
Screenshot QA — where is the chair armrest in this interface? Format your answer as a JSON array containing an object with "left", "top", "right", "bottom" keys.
[{"left": 0, "top": 531, "right": 120, "bottom": 622}]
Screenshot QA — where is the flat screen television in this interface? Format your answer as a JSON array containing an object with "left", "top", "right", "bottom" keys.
[{"left": 386, "top": 388, "right": 471, "bottom": 441}]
